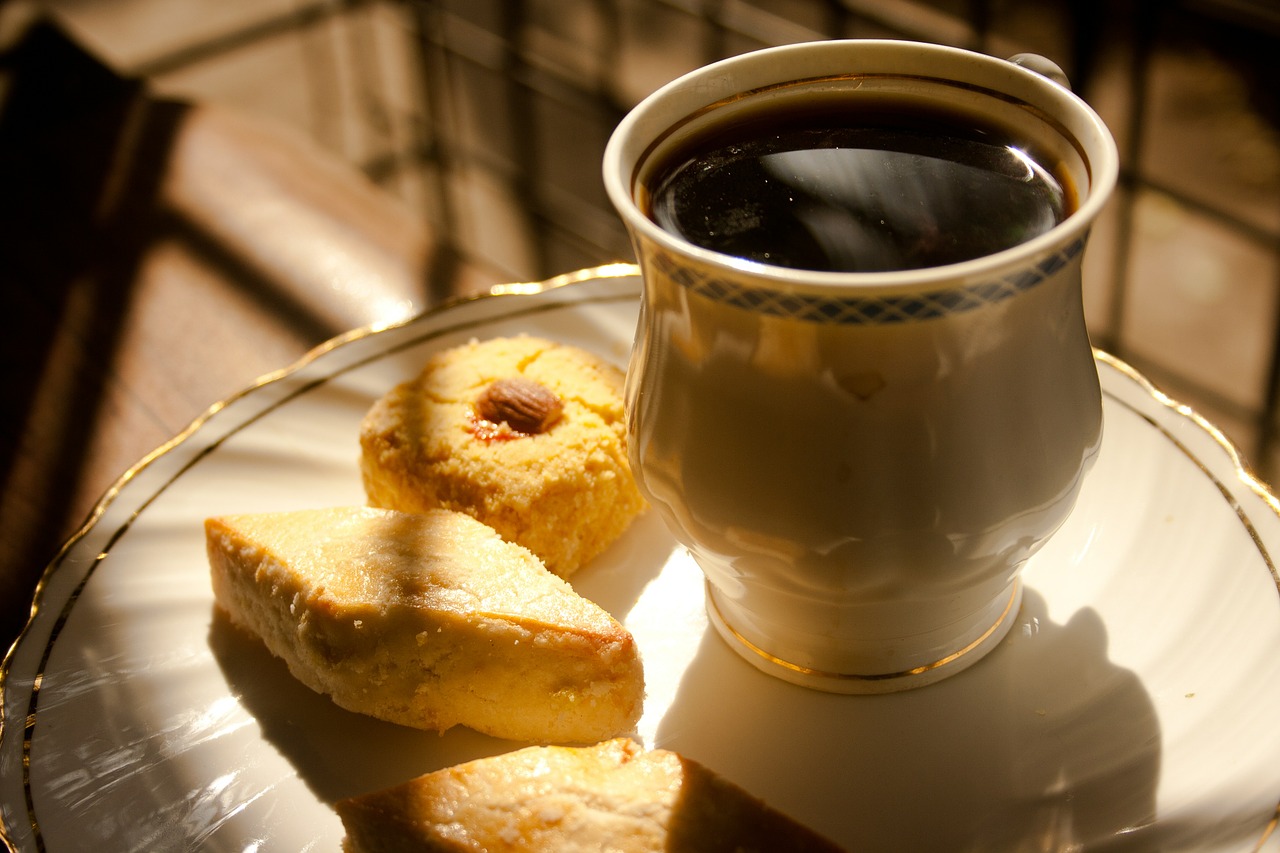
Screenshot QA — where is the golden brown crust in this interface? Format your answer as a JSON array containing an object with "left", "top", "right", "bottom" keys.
[
  {"left": 358, "top": 336, "right": 646, "bottom": 577},
  {"left": 336, "top": 739, "right": 845, "bottom": 853},
  {"left": 205, "top": 506, "right": 644, "bottom": 743}
]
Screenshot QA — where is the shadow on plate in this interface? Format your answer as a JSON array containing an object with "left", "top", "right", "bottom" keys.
[
  {"left": 654, "top": 588, "right": 1164, "bottom": 852},
  {"left": 207, "top": 608, "right": 515, "bottom": 804}
]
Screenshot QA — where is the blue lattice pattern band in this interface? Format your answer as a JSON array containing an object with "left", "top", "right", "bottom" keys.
[{"left": 649, "top": 236, "right": 1087, "bottom": 324}]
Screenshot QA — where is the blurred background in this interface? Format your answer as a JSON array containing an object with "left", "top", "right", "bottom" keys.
[
  {"left": 1, "top": 0, "right": 1278, "bottom": 642},
  {"left": 25, "top": 0, "right": 1278, "bottom": 463}
]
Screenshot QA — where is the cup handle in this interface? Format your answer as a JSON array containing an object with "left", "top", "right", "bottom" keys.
[{"left": 1007, "top": 53, "right": 1072, "bottom": 91}]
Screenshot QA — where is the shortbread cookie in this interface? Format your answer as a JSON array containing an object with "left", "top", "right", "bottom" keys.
[
  {"left": 205, "top": 506, "right": 643, "bottom": 743},
  {"left": 359, "top": 336, "right": 645, "bottom": 577},
  {"left": 336, "top": 738, "right": 845, "bottom": 852}
]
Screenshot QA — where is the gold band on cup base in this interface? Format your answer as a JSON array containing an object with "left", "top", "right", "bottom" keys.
[{"left": 705, "top": 579, "right": 1023, "bottom": 694}]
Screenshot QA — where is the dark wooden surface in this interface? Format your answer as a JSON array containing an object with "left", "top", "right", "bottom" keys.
[{"left": 0, "top": 20, "right": 500, "bottom": 652}]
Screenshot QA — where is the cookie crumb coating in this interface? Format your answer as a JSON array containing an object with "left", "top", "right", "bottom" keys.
[
  {"left": 359, "top": 336, "right": 646, "bottom": 577},
  {"left": 337, "top": 738, "right": 846, "bottom": 853},
  {"left": 206, "top": 507, "right": 644, "bottom": 743}
]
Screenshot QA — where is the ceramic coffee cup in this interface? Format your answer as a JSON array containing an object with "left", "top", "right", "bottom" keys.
[{"left": 604, "top": 40, "right": 1118, "bottom": 693}]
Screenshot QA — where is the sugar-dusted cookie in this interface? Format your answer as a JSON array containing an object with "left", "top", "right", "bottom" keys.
[{"left": 206, "top": 506, "right": 644, "bottom": 743}]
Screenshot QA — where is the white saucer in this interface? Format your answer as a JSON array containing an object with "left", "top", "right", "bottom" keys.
[{"left": 2, "top": 266, "right": 1278, "bottom": 851}]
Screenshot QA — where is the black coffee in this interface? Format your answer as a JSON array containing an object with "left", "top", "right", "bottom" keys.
[{"left": 645, "top": 99, "right": 1072, "bottom": 273}]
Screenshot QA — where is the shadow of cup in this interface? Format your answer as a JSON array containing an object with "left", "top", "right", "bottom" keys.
[{"left": 653, "top": 588, "right": 1161, "bottom": 851}]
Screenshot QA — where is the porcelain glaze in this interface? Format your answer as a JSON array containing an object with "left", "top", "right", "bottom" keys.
[
  {"left": 3, "top": 275, "right": 1279, "bottom": 852},
  {"left": 604, "top": 40, "right": 1120, "bottom": 691}
]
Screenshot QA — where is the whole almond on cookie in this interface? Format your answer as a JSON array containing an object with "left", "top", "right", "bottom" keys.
[{"left": 476, "top": 377, "right": 564, "bottom": 434}]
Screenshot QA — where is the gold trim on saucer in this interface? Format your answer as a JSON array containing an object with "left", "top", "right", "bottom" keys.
[
  {"left": 3, "top": 272, "right": 1279, "bottom": 852},
  {"left": 1094, "top": 349, "right": 1280, "bottom": 591},
  {"left": 0, "top": 264, "right": 642, "bottom": 853},
  {"left": 1254, "top": 804, "right": 1279, "bottom": 853},
  {"left": 488, "top": 262, "right": 640, "bottom": 296}
]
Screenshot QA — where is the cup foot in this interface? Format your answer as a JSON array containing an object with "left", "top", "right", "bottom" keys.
[{"left": 705, "top": 579, "right": 1023, "bottom": 694}]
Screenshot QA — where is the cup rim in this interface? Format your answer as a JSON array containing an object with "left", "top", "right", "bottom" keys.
[{"left": 602, "top": 39, "right": 1120, "bottom": 294}]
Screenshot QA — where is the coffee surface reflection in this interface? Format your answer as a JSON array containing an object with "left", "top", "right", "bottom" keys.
[{"left": 647, "top": 101, "right": 1071, "bottom": 272}]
